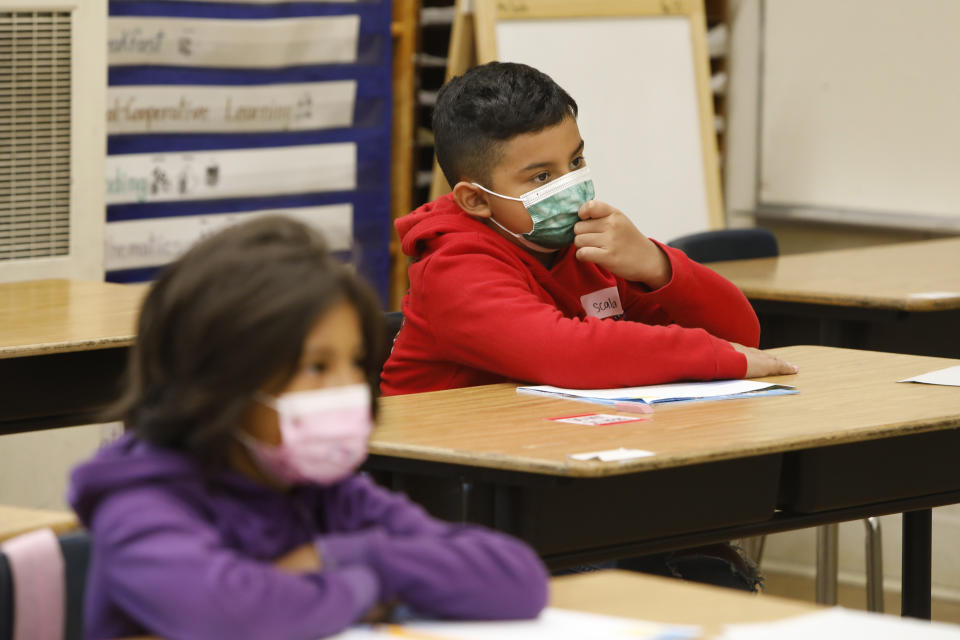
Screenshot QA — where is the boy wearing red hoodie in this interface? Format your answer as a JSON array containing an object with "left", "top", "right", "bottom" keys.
[{"left": 381, "top": 61, "right": 796, "bottom": 396}]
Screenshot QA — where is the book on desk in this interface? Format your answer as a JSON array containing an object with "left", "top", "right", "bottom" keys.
[{"left": 517, "top": 379, "right": 797, "bottom": 411}]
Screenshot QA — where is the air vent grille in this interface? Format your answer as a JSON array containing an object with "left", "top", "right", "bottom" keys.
[{"left": 0, "top": 11, "right": 72, "bottom": 261}]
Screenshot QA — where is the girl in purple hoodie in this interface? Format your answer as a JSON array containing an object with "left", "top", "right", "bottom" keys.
[{"left": 68, "top": 217, "right": 548, "bottom": 640}]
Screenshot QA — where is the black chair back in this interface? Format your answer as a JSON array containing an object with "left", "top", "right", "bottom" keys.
[
  {"left": 378, "top": 310, "right": 405, "bottom": 367},
  {"left": 667, "top": 228, "right": 779, "bottom": 263},
  {"left": 384, "top": 311, "right": 404, "bottom": 343}
]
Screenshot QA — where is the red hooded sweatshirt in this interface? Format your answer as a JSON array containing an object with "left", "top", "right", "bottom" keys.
[{"left": 381, "top": 194, "right": 758, "bottom": 396}]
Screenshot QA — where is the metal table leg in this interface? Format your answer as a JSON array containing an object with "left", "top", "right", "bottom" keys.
[
  {"left": 864, "top": 517, "right": 884, "bottom": 612},
  {"left": 816, "top": 523, "right": 839, "bottom": 605}
]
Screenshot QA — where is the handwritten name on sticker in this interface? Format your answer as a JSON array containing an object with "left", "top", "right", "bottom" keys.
[
  {"left": 549, "top": 413, "right": 649, "bottom": 426},
  {"left": 580, "top": 286, "right": 623, "bottom": 320}
]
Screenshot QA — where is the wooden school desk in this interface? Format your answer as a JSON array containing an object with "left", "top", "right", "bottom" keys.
[
  {"left": 0, "top": 280, "right": 147, "bottom": 435},
  {"left": 705, "top": 237, "right": 960, "bottom": 357},
  {"left": 366, "top": 346, "right": 960, "bottom": 619},
  {"left": 708, "top": 237, "right": 960, "bottom": 607},
  {"left": 0, "top": 505, "right": 78, "bottom": 543},
  {"left": 551, "top": 569, "right": 817, "bottom": 636}
]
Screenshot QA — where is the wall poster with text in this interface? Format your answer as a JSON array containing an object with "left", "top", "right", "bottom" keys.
[{"left": 107, "top": 1, "right": 392, "bottom": 302}]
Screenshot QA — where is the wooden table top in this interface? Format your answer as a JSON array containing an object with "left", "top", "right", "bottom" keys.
[
  {"left": 705, "top": 237, "right": 960, "bottom": 311},
  {"left": 0, "top": 505, "right": 78, "bottom": 543},
  {"left": 0, "top": 279, "right": 147, "bottom": 359},
  {"left": 551, "top": 570, "right": 816, "bottom": 637},
  {"left": 371, "top": 346, "right": 960, "bottom": 477}
]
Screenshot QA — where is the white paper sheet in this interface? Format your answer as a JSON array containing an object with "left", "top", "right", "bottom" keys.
[
  {"left": 907, "top": 291, "right": 960, "bottom": 301},
  {"left": 329, "top": 607, "right": 698, "bottom": 640},
  {"left": 899, "top": 365, "right": 960, "bottom": 387},
  {"left": 721, "top": 607, "right": 960, "bottom": 639},
  {"left": 550, "top": 413, "right": 649, "bottom": 426},
  {"left": 518, "top": 379, "right": 792, "bottom": 403},
  {"left": 569, "top": 448, "right": 655, "bottom": 462}
]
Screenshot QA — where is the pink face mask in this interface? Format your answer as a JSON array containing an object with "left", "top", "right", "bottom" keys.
[{"left": 237, "top": 383, "right": 373, "bottom": 487}]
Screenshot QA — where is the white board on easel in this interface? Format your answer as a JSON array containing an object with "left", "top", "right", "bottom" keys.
[{"left": 471, "top": 0, "right": 723, "bottom": 243}]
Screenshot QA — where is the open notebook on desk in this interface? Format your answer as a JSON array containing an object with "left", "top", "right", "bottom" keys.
[{"left": 517, "top": 379, "right": 797, "bottom": 409}]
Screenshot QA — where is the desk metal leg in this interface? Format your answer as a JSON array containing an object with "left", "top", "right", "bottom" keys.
[
  {"left": 864, "top": 517, "right": 884, "bottom": 613},
  {"left": 902, "top": 509, "right": 932, "bottom": 619},
  {"left": 815, "top": 523, "right": 839, "bottom": 605}
]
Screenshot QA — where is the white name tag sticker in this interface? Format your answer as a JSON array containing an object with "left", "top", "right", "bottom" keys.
[
  {"left": 107, "top": 82, "right": 357, "bottom": 135},
  {"left": 580, "top": 286, "right": 623, "bottom": 319},
  {"left": 105, "top": 143, "right": 356, "bottom": 205}
]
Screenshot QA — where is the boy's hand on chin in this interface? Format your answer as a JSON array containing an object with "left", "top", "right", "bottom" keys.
[{"left": 573, "top": 200, "right": 672, "bottom": 289}]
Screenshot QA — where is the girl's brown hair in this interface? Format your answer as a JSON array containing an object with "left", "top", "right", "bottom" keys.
[{"left": 114, "top": 216, "right": 385, "bottom": 468}]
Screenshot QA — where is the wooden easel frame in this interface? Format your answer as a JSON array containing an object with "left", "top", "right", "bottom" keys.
[
  {"left": 428, "top": 0, "right": 477, "bottom": 201},
  {"left": 389, "top": 0, "right": 421, "bottom": 309},
  {"left": 433, "top": 0, "right": 724, "bottom": 230}
]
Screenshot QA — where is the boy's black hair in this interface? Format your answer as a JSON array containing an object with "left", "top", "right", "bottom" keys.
[
  {"left": 113, "top": 216, "right": 385, "bottom": 469},
  {"left": 432, "top": 61, "right": 578, "bottom": 187}
]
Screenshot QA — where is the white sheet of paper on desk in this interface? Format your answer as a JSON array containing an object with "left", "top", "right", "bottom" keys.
[
  {"left": 329, "top": 607, "right": 699, "bottom": 639},
  {"left": 720, "top": 606, "right": 960, "bottom": 639},
  {"left": 518, "top": 379, "right": 794, "bottom": 403},
  {"left": 907, "top": 291, "right": 960, "bottom": 301},
  {"left": 569, "top": 447, "right": 655, "bottom": 462},
  {"left": 899, "top": 365, "right": 960, "bottom": 387}
]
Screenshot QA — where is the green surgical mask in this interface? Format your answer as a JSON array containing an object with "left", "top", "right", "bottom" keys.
[{"left": 473, "top": 166, "right": 596, "bottom": 252}]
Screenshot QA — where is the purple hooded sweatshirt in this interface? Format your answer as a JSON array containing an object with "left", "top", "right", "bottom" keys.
[{"left": 68, "top": 434, "right": 549, "bottom": 640}]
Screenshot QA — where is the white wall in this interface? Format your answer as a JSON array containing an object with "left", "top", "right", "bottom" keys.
[
  {"left": 724, "top": 0, "right": 761, "bottom": 228},
  {"left": 761, "top": 510, "right": 960, "bottom": 603},
  {"left": 725, "top": 0, "right": 949, "bottom": 250},
  {"left": 0, "top": 424, "right": 119, "bottom": 511}
]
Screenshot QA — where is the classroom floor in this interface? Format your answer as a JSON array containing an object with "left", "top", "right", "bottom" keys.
[{"left": 761, "top": 570, "right": 960, "bottom": 625}]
